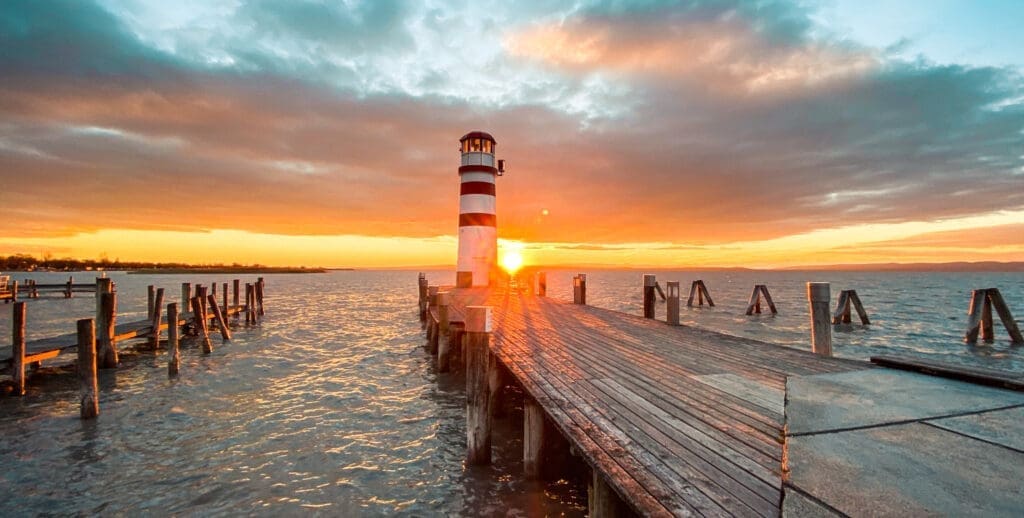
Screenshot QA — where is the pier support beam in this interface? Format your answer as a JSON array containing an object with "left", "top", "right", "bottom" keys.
[
  {"left": 168, "top": 303, "right": 180, "bottom": 377},
  {"left": 643, "top": 274, "right": 656, "bottom": 319},
  {"left": 807, "top": 282, "right": 832, "bottom": 357},
  {"left": 207, "top": 294, "right": 232, "bottom": 341},
  {"left": 524, "top": 397, "right": 547, "bottom": 478},
  {"left": 465, "top": 306, "right": 493, "bottom": 465},
  {"left": 77, "top": 318, "right": 99, "bottom": 419},
  {"left": 666, "top": 281, "right": 680, "bottom": 326},
  {"left": 192, "top": 296, "right": 213, "bottom": 354},
  {"left": 589, "top": 471, "right": 626, "bottom": 518},
  {"left": 12, "top": 302, "right": 26, "bottom": 396}
]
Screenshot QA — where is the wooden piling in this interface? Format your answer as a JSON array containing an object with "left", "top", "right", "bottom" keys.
[
  {"left": 77, "top": 318, "right": 99, "bottom": 419},
  {"left": 259, "top": 278, "right": 266, "bottom": 316},
  {"left": 233, "top": 279, "right": 240, "bottom": 311},
  {"left": 65, "top": 276, "right": 73, "bottom": 298},
  {"left": 666, "top": 281, "right": 680, "bottom": 326},
  {"left": 222, "top": 282, "right": 229, "bottom": 320},
  {"left": 181, "top": 282, "right": 192, "bottom": 312},
  {"left": 12, "top": 302, "right": 26, "bottom": 396},
  {"left": 196, "top": 285, "right": 208, "bottom": 322},
  {"left": 191, "top": 296, "right": 213, "bottom": 354},
  {"left": 10, "top": 281, "right": 17, "bottom": 302},
  {"left": 524, "top": 397, "right": 546, "bottom": 479},
  {"left": 643, "top": 274, "right": 656, "bottom": 319},
  {"left": 149, "top": 288, "right": 165, "bottom": 349},
  {"left": 745, "top": 285, "right": 778, "bottom": 315},
  {"left": 207, "top": 294, "right": 232, "bottom": 341},
  {"left": 147, "top": 285, "right": 156, "bottom": 320},
  {"left": 807, "top": 282, "right": 832, "bottom": 356},
  {"left": 589, "top": 471, "right": 627, "bottom": 518},
  {"left": 444, "top": 323, "right": 465, "bottom": 374},
  {"left": 686, "top": 280, "right": 715, "bottom": 307},
  {"left": 573, "top": 274, "right": 587, "bottom": 305},
  {"left": 465, "top": 306, "right": 493, "bottom": 465},
  {"left": 167, "top": 302, "right": 180, "bottom": 377},
  {"left": 833, "top": 290, "right": 870, "bottom": 325},
  {"left": 417, "top": 273, "right": 428, "bottom": 321},
  {"left": 538, "top": 272, "right": 547, "bottom": 297},
  {"left": 97, "top": 291, "right": 118, "bottom": 368},
  {"left": 438, "top": 291, "right": 451, "bottom": 336},
  {"left": 966, "top": 288, "right": 1024, "bottom": 344}
]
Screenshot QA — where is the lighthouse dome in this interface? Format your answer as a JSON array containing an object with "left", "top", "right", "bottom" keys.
[{"left": 460, "top": 131, "right": 496, "bottom": 154}]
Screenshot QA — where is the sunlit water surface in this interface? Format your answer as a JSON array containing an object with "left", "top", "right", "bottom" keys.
[{"left": 0, "top": 269, "right": 1021, "bottom": 515}]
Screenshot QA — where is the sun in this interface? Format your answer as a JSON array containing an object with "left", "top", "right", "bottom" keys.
[{"left": 500, "top": 250, "right": 524, "bottom": 274}]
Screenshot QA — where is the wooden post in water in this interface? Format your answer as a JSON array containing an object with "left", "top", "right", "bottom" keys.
[
  {"left": 77, "top": 318, "right": 99, "bottom": 419},
  {"left": 745, "top": 285, "right": 778, "bottom": 315},
  {"left": 222, "top": 283, "right": 228, "bottom": 319},
  {"left": 427, "top": 286, "right": 440, "bottom": 354},
  {"left": 446, "top": 323, "right": 465, "bottom": 374},
  {"left": 96, "top": 281, "right": 118, "bottom": 369},
  {"left": 538, "top": 272, "right": 547, "bottom": 297},
  {"left": 181, "top": 282, "right": 192, "bottom": 312},
  {"left": 524, "top": 396, "right": 547, "bottom": 479},
  {"left": 643, "top": 274, "right": 656, "bottom": 319},
  {"left": 66, "top": 276, "right": 73, "bottom": 298},
  {"left": 417, "top": 273, "right": 427, "bottom": 321},
  {"left": 573, "top": 274, "right": 587, "bottom": 305},
  {"left": 666, "top": 281, "right": 680, "bottom": 326},
  {"left": 807, "top": 282, "right": 832, "bottom": 356},
  {"left": 167, "top": 303, "right": 180, "bottom": 377},
  {"left": 437, "top": 293, "right": 453, "bottom": 373},
  {"left": 965, "top": 288, "right": 1023, "bottom": 344},
  {"left": 191, "top": 296, "right": 213, "bottom": 354},
  {"left": 257, "top": 277, "right": 265, "bottom": 316},
  {"left": 832, "top": 289, "right": 870, "bottom": 325},
  {"left": 207, "top": 294, "right": 232, "bottom": 341},
  {"left": 149, "top": 288, "right": 165, "bottom": 349},
  {"left": 196, "top": 285, "right": 208, "bottom": 322},
  {"left": 244, "top": 283, "right": 253, "bottom": 325},
  {"left": 465, "top": 306, "right": 493, "bottom": 465},
  {"left": 147, "top": 285, "right": 155, "bottom": 320},
  {"left": 12, "top": 302, "right": 26, "bottom": 396},
  {"left": 589, "top": 471, "right": 627, "bottom": 518},
  {"left": 10, "top": 281, "right": 17, "bottom": 302},
  {"left": 687, "top": 280, "right": 715, "bottom": 307},
  {"left": 232, "top": 279, "right": 240, "bottom": 312}
]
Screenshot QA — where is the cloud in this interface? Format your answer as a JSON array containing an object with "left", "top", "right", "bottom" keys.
[{"left": 0, "top": 0, "right": 1022, "bottom": 258}]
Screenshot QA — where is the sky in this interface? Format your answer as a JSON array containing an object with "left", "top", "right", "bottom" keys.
[{"left": 1, "top": 0, "right": 1022, "bottom": 269}]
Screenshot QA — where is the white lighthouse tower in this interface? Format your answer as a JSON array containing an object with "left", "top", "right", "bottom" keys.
[{"left": 456, "top": 131, "right": 502, "bottom": 288}]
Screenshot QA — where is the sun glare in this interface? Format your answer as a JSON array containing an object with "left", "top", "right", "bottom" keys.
[{"left": 501, "top": 250, "right": 524, "bottom": 274}]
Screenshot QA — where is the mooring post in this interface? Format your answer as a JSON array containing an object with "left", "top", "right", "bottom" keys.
[
  {"left": 465, "top": 305, "right": 493, "bottom": 465},
  {"left": 232, "top": 279, "right": 240, "bottom": 311},
  {"left": 181, "top": 282, "right": 192, "bottom": 312},
  {"left": 77, "top": 318, "right": 99, "bottom": 419},
  {"left": 538, "top": 272, "right": 547, "bottom": 297},
  {"left": 196, "top": 285, "right": 208, "bottom": 323},
  {"left": 643, "top": 274, "right": 656, "bottom": 319},
  {"left": 191, "top": 296, "right": 213, "bottom": 354},
  {"left": 417, "top": 274, "right": 428, "bottom": 321},
  {"left": 666, "top": 281, "right": 680, "bottom": 326},
  {"left": 256, "top": 277, "right": 265, "bottom": 316},
  {"left": 244, "top": 283, "right": 254, "bottom": 324},
  {"left": 207, "top": 294, "right": 232, "bottom": 341},
  {"left": 524, "top": 396, "right": 547, "bottom": 479},
  {"left": 149, "top": 288, "right": 165, "bottom": 349},
  {"left": 12, "top": 302, "right": 26, "bottom": 396},
  {"left": 147, "top": 285, "right": 156, "bottom": 321},
  {"left": 807, "top": 282, "right": 832, "bottom": 356},
  {"left": 66, "top": 276, "right": 73, "bottom": 298},
  {"left": 167, "top": 303, "right": 180, "bottom": 377},
  {"left": 96, "top": 280, "right": 118, "bottom": 369},
  {"left": 222, "top": 282, "right": 229, "bottom": 319}
]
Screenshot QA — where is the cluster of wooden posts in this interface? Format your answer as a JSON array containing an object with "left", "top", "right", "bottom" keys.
[
  {"left": 539, "top": 273, "right": 1022, "bottom": 353},
  {"left": 1, "top": 276, "right": 96, "bottom": 302},
  {"left": 6, "top": 277, "right": 267, "bottom": 419}
]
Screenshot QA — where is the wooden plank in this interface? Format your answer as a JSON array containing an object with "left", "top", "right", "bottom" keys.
[{"left": 870, "top": 355, "right": 1024, "bottom": 392}]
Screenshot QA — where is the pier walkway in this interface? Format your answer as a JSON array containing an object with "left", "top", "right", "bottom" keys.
[{"left": 438, "top": 287, "right": 1024, "bottom": 517}]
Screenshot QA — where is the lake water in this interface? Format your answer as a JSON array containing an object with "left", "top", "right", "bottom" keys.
[{"left": 0, "top": 269, "right": 1021, "bottom": 515}]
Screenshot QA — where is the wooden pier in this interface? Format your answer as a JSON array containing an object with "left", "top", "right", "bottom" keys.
[{"left": 422, "top": 280, "right": 1024, "bottom": 517}]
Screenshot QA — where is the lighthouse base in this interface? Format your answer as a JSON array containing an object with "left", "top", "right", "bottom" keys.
[{"left": 456, "top": 271, "right": 473, "bottom": 288}]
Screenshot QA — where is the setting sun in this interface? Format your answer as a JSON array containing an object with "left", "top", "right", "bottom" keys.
[{"left": 500, "top": 250, "right": 524, "bottom": 274}]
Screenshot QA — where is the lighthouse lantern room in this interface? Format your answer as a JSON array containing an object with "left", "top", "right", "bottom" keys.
[{"left": 456, "top": 131, "right": 500, "bottom": 288}]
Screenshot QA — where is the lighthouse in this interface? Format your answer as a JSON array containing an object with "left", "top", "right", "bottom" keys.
[{"left": 456, "top": 131, "right": 502, "bottom": 288}]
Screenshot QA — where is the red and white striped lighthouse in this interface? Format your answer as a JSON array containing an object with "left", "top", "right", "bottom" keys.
[{"left": 456, "top": 131, "right": 502, "bottom": 288}]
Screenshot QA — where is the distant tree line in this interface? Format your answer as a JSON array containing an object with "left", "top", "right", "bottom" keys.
[{"left": 0, "top": 254, "right": 269, "bottom": 272}]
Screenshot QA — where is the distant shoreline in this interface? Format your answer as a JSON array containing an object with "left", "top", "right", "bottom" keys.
[{"left": 127, "top": 267, "right": 328, "bottom": 274}]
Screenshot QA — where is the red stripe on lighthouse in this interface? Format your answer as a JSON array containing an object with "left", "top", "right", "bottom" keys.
[
  {"left": 460, "top": 182, "right": 497, "bottom": 196},
  {"left": 458, "top": 165, "right": 497, "bottom": 174},
  {"left": 459, "top": 213, "right": 496, "bottom": 227}
]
